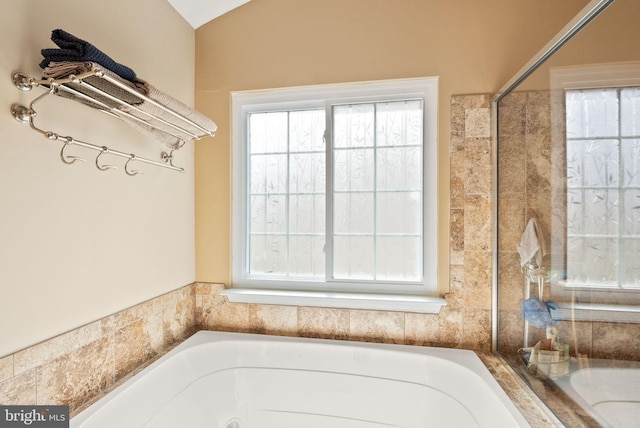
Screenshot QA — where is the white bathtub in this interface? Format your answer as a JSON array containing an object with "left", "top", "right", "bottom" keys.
[
  {"left": 555, "top": 366, "right": 640, "bottom": 428},
  {"left": 71, "top": 331, "right": 529, "bottom": 427}
]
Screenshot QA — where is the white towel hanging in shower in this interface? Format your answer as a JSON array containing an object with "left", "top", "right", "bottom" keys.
[{"left": 517, "top": 218, "right": 547, "bottom": 268}]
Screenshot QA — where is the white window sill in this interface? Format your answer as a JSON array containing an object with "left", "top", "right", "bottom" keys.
[{"left": 221, "top": 289, "right": 447, "bottom": 314}]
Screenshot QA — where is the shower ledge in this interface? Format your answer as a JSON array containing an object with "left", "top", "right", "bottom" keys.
[{"left": 550, "top": 303, "right": 640, "bottom": 323}]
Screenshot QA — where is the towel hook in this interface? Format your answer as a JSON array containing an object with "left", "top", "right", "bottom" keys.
[
  {"left": 95, "top": 146, "right": 117, "bottom": 171},
  {"left": 124, "top": 154, "right": 143, "bottom": 176},
  {"left": 59, "top": 136, "right": 86, "bottom": 165},
  {"left": 161, "top": 139, "right": 185, "bottom": 168}
]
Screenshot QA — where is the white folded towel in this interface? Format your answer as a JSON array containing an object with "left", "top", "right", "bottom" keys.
[
  {"left": 119, "top": 80, "right": 217, "bottom": 150},
  {"left": 517, "top": 218, "right": 547, "bottom": 268}
]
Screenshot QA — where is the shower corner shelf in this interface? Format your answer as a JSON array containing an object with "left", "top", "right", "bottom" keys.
[{"left": 10, "top": 69, "right": 216, "bottom": 176}]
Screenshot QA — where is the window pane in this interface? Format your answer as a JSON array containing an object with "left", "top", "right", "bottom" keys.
[
  {"left": 376, "top": 147, "right": 422, "bottom": 190},
  {"left": 566, "top": 89, "right": 619, "bottom": 138},
  {"left": 376, "top": 192, "right": 421, "bottom": 234},
  {"left": 290, "top": 109, "right": 325, "bottom": 152},
  {"left": 250, "top": 235, "right": 287, "bottom": 275},
  {"left": 621, "top": 87, "right": 640, "bottom": 137},
  {"left": 333, "top": 236, "right": 374, "bottom": 280},
  {"left": 250, "top": 195, "right": 286, "bottom": 234},
  {"left": 289, "top": 195, "right": 325, "bottom": 234},
  {"left": 290, "top": 153, "right": 325, "bottom": 194},
  {"left": 249, "top": 112, "right": 288, "bottom": 153},
  {"left": 376, "top": 237, "right": 421, "bottom": 281},
  {"left": 333, "top": 192, "right": 374, "bottom": 234},
  {"left": 331, "top": 99, "right": 424, "bottom": 283},
  {"left": 566, "top": 237, "right": 618, "bottom": 287},
  {"left": 289, "top": 236, "right": 325, "bottom": 277},
  {"left": 376, "top": 100, "right": 423, "bottom": 147},
  {"left": 582, "top": 189, "right": 619, "bottom": 235},
  {"left": 333, "top": 104, "right": 374, "bottom": 148},
  {"left": 566, "top": 139, "right": 619, "bottom": 188},
  {"left": 621, "top": 239, "right": 640, "bottom": 289},
  {"left": 250, "top": 154, "right": 287, "bottom": 194},
  {"left": 623, "top": 188, "right": 640, "bottom": 236},
  {"left": 621, "top": 139, "right": 640, "bottom": 186},
  {"left": 247, "top": 109, "right": 326, "bottom": 279},
  {"left": 334, "top": 148, "right": 374, "bottom": 191}
]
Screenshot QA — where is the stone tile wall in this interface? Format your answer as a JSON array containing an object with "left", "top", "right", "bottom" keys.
[
  {"left": 0, "top": 94, "right": 497, "bottom": 414},
  {"left": 0, "top": 285, "right": 195, "bottom": 413}
]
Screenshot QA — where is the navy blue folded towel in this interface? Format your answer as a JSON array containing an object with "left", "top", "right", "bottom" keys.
[{"left": 39, "top": 29, "right": 137, "bottom": 82}]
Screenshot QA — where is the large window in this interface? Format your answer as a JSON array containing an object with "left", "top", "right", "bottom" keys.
[{"left": 228, "top": 79, "right": 442, "bottom": 312}]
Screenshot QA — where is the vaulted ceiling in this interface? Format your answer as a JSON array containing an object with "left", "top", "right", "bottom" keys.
[{"left": 166, "top": 0, "right": 251, "bottom": 28}]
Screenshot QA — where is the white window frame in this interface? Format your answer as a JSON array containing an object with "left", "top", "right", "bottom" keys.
[{"left": 227, "top": 78, "right": 445, "bottom": 313}]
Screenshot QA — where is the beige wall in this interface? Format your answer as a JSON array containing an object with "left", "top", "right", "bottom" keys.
[
  {"left": 194, "top": 0, "right": 590, "bottom": 292},
  {"left": 518, "top": 0, "right": 640, "bottom": 91},
  {"left": 0, "top": 1, "right": 196, "bottom": 357}
]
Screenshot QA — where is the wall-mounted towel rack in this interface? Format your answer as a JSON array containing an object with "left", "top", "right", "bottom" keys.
[{"left": 10, "top": 68, "right": 216, "bottom": 175}]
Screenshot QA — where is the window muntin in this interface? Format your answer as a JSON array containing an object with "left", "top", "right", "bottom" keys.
[{"left": 231, "top": 79, "right": 438, "bottom": 297}]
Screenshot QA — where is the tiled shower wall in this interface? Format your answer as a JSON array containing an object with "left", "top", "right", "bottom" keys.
[
  {"left": 0, "top": 94, "right": 495, "bottom": 413},
  {"left": 496, "top": 90, "right": 640, "bottom": 360}
]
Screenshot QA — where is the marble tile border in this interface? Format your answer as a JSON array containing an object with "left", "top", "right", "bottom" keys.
[
  {"left": 0, "top": 284, "right": 196, "bottom": 413},
  {"left": 479, "top": 353, "right": 565, "bottom": 427}
]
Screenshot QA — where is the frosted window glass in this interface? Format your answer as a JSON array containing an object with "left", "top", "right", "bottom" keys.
[
  {"left": 621, "top": 139, "right": 640, "bottom": 186},
  {"left": 376, "top": 237, "right": 421, "bottom": 281},
  {"left": 332, "top": 100, "right": 423, "bottom": 282},
  {"left": 250, "top": 154, "right": 287, "bottom": 194},
  {"left": 566, "top": 88, "right": 640, "bottom": 290},
  {"left": 250, "top": 195, "right": 286, "bottom": 234},
  {"left": 566, "top": 89, "right": 619, "bottom": 138},
  {"left": 290, "top": 110, "right": 325, "bottom": 152},
  {"left": 621, "top": 239, "right": 640, "bottom": 289},
  {"left": 376, "top": 192, "right": 421, "bottom": 234},
  {"left": 290, "top": 153, "right": 325, "bottom": 194},
  {"left": 333, "top": 236, "right": 374, "bottom": 280},
  {"left": 289, "top": 195, "right": 325, "bottom": 234},
  {"left": 621, "top": 88, "right": 640, "bottom": 137},
  {"left": 581, "top": 189, "right": 619, "bottom": 235},
  {"left": 247, "top": 109, "right": 326, "bottom": 277},
  {"left": 250, "top": 235, "right": 287, "bottom": 275},
  {"left": 333, "top": 149, "right": 375, "bottom": 191},
  {"left": 249, "top": 112, "right": 288, "bottom": 153},
  {"left": 376, "top": 100, "right": 423, "bottom": 147},
  {"left": 376, "top": 147, "right": 422, "bottom": 190},
  {"left": 289, "top": 236, "right": 325, "bottom": 277},
  {"left": 333, "top": 104, "right": 374, "bottom": 148},
  {"left": 333, "top": 192, "right": 374, "bottom": 234},
  {"left": 623, "top": 188, "right": 640, "bottom": 236}
]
